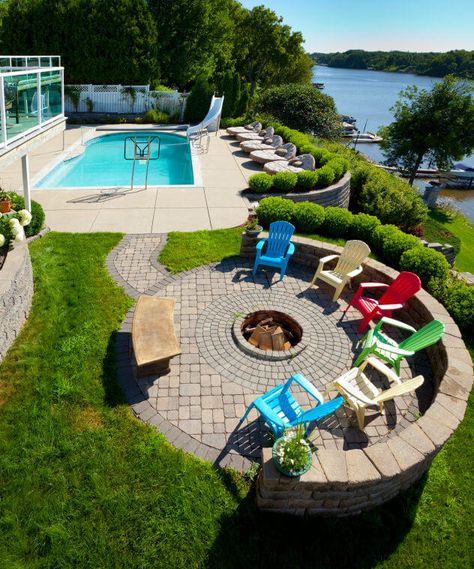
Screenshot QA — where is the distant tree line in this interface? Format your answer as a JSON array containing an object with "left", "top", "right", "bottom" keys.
[
  {"left": 311, "top": 50, "right": 474, "bottom": 80},
  {"left": 0, "top": 0, "right": 313, "bottom": 94}
]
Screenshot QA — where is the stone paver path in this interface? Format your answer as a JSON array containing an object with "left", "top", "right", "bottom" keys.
[{"left": 108, "top": 237, "right": 434, "bottom": 472}]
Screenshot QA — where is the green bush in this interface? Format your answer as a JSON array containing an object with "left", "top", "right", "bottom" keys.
[
  {"left": 248, "top": 173, "right": 273, "bottom": 194},
  {"left": 297, "top": 170, "right": 319, "bottom": 189},
  {"left": 9, "top": 194, "right": 45, "bottom": 237},
  {"left": 399, "top": 246, "right": 450, "bottom": 290},
  {"left": 441, "top": 280, "right": 474, "bottom": 339},
  {"left": 220, "top": 116, "right": 248, "bottom": 129},
  {"left": 184, "top": 76, "right": 213, "bottom": 123},
  {"left": 143, "top": 109, "right": 169, "bottom": 123},
  {"left": 311, "top": 147, "right": 332, "bottom": 167},
  {"left": 322, "top": 207, "right": 353, "bottom": 237},
  {"left": 273, "top": 172, "right": 297, "bottom": 192},
  {"left": 256, "top": 197, "right": 295, "bottom": 226},
  {"left": 373, "top": 224, "right": 422, "bottom": 268},
  {"left": 350, "top": 213, "right": 381, "bottom": 243},
  {"left": 326, "top": 157, "right": 349, "bottom": 178},
  {"left": 256, "top": 83, "right": 341, "bottom": 139},
  {"left": 0, "top": 216, "right": 13, "bottom": 245},
  {"left": 292, "top": 202, "right": 325, "bottom": 233},
  {"left": 357, "top": 169, "right": 427, "bottom": 229},
  {"left": 316, "top": 165, "right": 336, "bottom": 187}
]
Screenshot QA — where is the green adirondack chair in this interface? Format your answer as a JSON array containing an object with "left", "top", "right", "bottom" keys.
[{"left": 354, "top": 317, "right": 445, "bottom": 375}]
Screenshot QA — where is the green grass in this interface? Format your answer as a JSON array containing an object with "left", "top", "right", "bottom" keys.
[
  {"left": 424, "top": 209, "right": 474, "bottom": 272},
  {"left": 0, "top": 232, "right": 473, "bottom": 568}
]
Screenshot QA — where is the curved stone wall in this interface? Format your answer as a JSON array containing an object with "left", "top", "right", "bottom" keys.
[
  {"left": 0, "top": 244, "right": 33, "bottom": 362},
  {"left": 247, "top": 172, "right": 351, "bottom": 208},
  {"left": 257, "top": 236, "right": 473, "bottom": 516}
]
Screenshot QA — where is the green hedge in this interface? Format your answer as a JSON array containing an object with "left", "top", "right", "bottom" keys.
[
  {"left": 273, "top": 172, "right": 297, "bottom": 192},
  {"left": 9, "top": 194, "right": 45, "bottom": 238},
  {"left": 255, "top": 196, "right": 470, "bottom": 337}
]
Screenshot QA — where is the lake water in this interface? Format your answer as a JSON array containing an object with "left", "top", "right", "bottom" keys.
[{"left": 313, "top": 65, "right": 474, "bottom": 221}]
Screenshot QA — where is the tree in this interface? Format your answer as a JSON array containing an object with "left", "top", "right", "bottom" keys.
[
  {"left": 380, "top": 76, "right": 474, "bottom": 184},
  {"left": 256, "top": 83, "right": 341, "bottom": 139},
  {"left": 235, "top": 5, "right": 311, "bottom": 96},
  {"left": 184, "top": 76, "right": 213, "bottom": 123}
]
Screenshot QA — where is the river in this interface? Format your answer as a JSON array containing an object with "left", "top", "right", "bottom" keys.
[{"left": 313, "top": 65, "right": 474, "bottom": 221}]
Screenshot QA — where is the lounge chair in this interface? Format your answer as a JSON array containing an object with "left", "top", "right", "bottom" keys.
[
  {"left": 226, "top": 121, "right": 261, "bottom": 137},
  {"left": 236, "top": 126, "right": 274, "bottom": 142},
  {"left": 250, "top": 143, "right": 297, "bottom": 164},
  {"left": 354, "top": 317, "right": 445, "bottom": 374},
  {"left": 264, "top": 153, "right": 315, "bottom": 175},
  {"left": 240, "top": 372, "right": 344, "bottom": 438},
  {"left": 310, "top": 240, "right": 371, "bottom": 301},
  {"left": 344, "top": 272, "right": 422, "bottom": 333},
  {"left": 253, "top": 220, "right": 295, "bottom": 281},
  {"left": 328, "top": 356, "right": 424, "bottom": 430},
  {"left": 240, "top": 135, "right": 283, "bottom": 154}
]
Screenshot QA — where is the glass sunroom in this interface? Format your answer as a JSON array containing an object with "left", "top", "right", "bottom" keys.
[{"left": 0, "top": 55, "right": 64, "bottom": 149}]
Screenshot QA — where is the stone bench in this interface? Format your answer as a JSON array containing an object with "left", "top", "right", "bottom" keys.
[{"left": 132, "top": 295, "right": 181, "bottom": 377}]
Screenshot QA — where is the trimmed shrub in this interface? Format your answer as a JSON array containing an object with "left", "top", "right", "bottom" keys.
[
  {"left": 316, "top": 165, "right": 336, "bottom": 187},
  {"left": 322, "top": 207, "right": 353, "bottom": 236},
  {"left": 357, "top": 169, "right": 427, "bottom": 229},
  {"left": 442, "top": 280, "right": 474, "bottom": 338},
  {"left": 400, "top": 247, "right": 450, "bottom": 290},
  {"left": 248, "top": 173, "right": 273, "bottom": 194},
  {"left": 273, "top": 172, "right": 297, "bottom": 192},
  {"left": 220, "top": 116, "right": 248, "bottom": 129},
  {"left": 311, "top": 147, "right": 332, "bottom": 167},
  {"left": 292, "top": 202, "right": 326, "bottom": 233},
  {"left": 9, "top": 193, "right": 45, "bottom": 237},
  {"left": 256, "top": 197, "right": 295, "bottom": 226},
  {"left": 0, "top": 216, "right": 13, "bottom": 245},
  {"left": 350, "top": 213, "right": 381, "bottom": 242},
  {"left": 297, "top": 170, "right": 319, "bottom": 190},
  {"left": 256, "top": 84, "right": 341, "bottom": 139},
  {"left": 373, "top": 224, "right": 422, "bottom": 268},
  {"left": 326, "top": 157, "right": 349, "bottom": 178}
]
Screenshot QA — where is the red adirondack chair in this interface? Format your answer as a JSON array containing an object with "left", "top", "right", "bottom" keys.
[{"left": 344, "top": 272, "right": 422, "bottom": 333}]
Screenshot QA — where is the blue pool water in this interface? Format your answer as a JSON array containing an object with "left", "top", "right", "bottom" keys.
[{"left": 36, "top": 132, "right": 194, "bottom": 188}]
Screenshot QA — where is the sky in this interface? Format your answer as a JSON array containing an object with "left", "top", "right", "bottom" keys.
[{"left": 240, "top": 0, "right": 474, "bottom": 53}]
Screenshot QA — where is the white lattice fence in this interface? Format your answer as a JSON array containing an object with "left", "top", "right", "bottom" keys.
[{"left": 64, "top": 84, "right": 185, "bottom": 115}]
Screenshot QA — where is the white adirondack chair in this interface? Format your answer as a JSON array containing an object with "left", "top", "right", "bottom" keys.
[
  {"left": 328, "top": 357, "right": 424, "bottom": 430},
  {"left": 310, "top": 240, "right": 371, "bottom": 301}
]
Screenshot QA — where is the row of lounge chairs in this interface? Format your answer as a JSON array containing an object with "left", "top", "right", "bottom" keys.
[{"left": 226, "top": 121, "right": 316, "bottom": 175}]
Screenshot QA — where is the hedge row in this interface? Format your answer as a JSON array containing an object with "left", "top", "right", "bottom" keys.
[
  {"left": 227, "top": 116, "right": 427, "bottom": 230},
  {"left": 255, "top": 197, "right": 472, "bottom": 336}
]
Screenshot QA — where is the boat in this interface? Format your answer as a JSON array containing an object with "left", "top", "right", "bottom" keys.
[
  {"left": 340, "top": 114, "right": 357, "bottom": 125},
  {"left": 312, "top": 82, "right": 324, "bottom": 89},
  {"left": 440, "top": 163, "right": 474, "bottom": 188},
  {"left": 343, "top": 131, "right": 383, "bottom": 143}
]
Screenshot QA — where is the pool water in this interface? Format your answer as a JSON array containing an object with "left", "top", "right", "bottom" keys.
[{"left": 36, "top": 132, "right": 194, "bottom": 188}]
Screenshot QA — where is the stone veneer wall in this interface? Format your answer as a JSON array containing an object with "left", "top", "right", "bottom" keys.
[
  {"left": 257, "top": 236, "right": 473, "bottom": 516},
  {"left": 247, "top": 172, "right": 351, "bottom": 208},
  {"left": 0, "top": 244, "right": 34, "bottom": 362}
]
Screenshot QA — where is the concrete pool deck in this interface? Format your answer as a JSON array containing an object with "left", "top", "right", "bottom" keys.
[{"left": 0, "top": 125, "right": 258, "bottom": 233}]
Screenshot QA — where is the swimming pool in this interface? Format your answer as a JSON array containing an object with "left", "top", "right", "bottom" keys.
[{"left": 36, "top": 131, "right": 194, "bottom": 188}]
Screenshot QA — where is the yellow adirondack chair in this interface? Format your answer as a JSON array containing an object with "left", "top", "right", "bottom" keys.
[
  {"left": 328, "top": 357, "right": 424, "bottom": 430},
  {"left": 310, "top": 240, "right": 371, "bottom": 301}
]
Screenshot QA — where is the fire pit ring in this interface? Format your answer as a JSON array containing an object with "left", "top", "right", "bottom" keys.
[{"left": 232, "top": 309, "right": 308, "bottom": 361}]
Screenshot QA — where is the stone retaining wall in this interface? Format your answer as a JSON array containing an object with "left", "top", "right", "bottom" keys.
[
  {"left": 256, "top": 236, "right": 473, "bottom": 516},
  {"left": 247, "top": 172, "right": 351, "bottom": 208},
  {"left": 0, "top": 244, "right": 33, "bottom": 362}
]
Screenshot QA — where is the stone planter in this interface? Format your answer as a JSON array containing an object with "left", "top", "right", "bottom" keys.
[
  {"left": 244, "top": 225, "right": 263, "bottom": 238},
  {"left": 272, "top": 437, "right": 313, "bottom": 477}
]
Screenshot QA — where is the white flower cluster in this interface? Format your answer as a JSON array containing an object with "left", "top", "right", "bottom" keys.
[{"left": 0, "top": 210, "right": 32, "bottom": 247}]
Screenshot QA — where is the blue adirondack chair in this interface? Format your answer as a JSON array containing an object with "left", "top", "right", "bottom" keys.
[
  {"left": 240, "top": 373, "right": 344, "bottom": 438},
  {"left": 253, "top": 220, "right": 295, "bottom": 281}
]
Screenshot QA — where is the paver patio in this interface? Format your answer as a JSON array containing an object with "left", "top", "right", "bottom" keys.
[{"left": 108, "top": 235, "right": 434, "bottom": 472}]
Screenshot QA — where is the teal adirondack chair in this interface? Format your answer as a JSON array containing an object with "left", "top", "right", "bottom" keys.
[
  {"left": 354, "top": 317, "right": 445, "bottom": 374},
  {"left": 240, "top": 373, "right": 344, "bottom": 438},
  {"left": 253, "top": 220, "right": 295, "bottom": 281}
]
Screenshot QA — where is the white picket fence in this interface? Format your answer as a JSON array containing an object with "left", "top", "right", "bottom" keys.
[{"left": 64, "top": 84, "right": 187, "bottom": 117}]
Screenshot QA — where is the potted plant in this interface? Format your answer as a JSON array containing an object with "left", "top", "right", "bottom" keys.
[
  {"left": 272, "top": 424, "right": 313, "bottom": 477},
  {"left": 244, "top": 215, "right": 263, "bottom": 237},
  {"left": 0, "top": 191, "right": 12, "bottom": 214}
]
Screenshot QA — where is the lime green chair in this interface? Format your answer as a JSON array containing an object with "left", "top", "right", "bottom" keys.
[{"left": 354, "top": 317, "right": 445, "bottom": 375}]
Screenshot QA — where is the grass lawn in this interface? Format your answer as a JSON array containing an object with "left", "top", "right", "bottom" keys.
[
  {"left": 0, "top": 232, "right": 472, "bottom": 568},
  {"left": 424, "top": 209, "right": 474, "bottom": 272}
]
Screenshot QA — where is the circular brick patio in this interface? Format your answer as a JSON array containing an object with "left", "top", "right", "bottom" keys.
[{"left": 108, "top": 236, "right": 434, "bottom": 472}]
